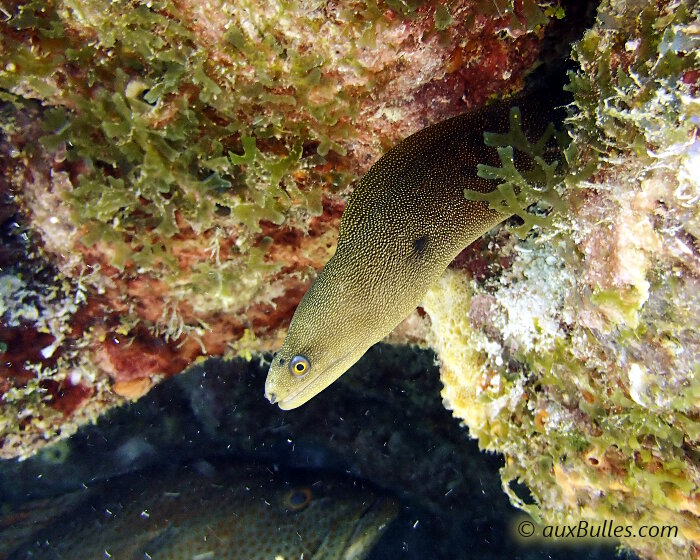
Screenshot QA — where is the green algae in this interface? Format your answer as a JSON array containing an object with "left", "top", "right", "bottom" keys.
[
  {"left": 434, "top": 5, "right": 454, "bottom": 30},
  {"left": 464, "top": 107, "right": 569, "bottom": 239},
  {"left": 590, "top": 286, "right": 648, "bottom": 329},
  {"left": 482, "top": 0, "right": 558, "bottom": 33},
  {"left": 566, "top": 0, "right": 700, "bottom": 173},
  {"left": 1, "top": 0, "right": 360, "bottom": 322}
]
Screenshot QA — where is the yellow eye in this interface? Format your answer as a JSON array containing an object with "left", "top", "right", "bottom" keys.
[
  {"left": 289, "top": 355, "right": 310, "bottom": 377},
  {"left": 284, "top": 487, "right": 312, "bottom": 511}
]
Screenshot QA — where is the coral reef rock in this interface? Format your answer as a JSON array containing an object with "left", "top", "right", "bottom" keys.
[{"left": 423, "top": 1, "right": 699, "bottom": 559}]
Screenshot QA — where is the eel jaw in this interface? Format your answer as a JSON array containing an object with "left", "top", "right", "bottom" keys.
[
  {"left": 274, "top": 373, "right": 328, "bottom": 410},
  {"left": 264, "top": 365, "right": 328, "bottom": 410},
  {"left": 265, "top": 344, "right": 367, "bottom": 410}
]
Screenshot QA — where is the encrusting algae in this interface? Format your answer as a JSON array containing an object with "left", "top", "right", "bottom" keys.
[{"left": 424, "top": 1, "right": 699, "bottom": 559}]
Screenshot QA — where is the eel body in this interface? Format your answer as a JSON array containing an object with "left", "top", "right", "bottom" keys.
[{"left": 265, "top": 92, "right": 562, "bottom": 410}]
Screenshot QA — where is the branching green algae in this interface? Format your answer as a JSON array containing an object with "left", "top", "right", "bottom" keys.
[
  {"left": 2, "top": 0, "right": 351, "bottom": 310},
  {"left": 464, "top": 106, "right": 570, "bottom": 238}
]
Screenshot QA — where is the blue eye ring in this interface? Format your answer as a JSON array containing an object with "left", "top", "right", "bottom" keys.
[{"left": 289, "top": 355, "right": 310, "bottom": 377}]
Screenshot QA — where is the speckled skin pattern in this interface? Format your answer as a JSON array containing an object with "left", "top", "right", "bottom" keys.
[
  {"left": 7, "top": 462, "right": 397, "bottom": 559},
  {"left": 266, "top": 94, "right": 556, "bottom": 409}
]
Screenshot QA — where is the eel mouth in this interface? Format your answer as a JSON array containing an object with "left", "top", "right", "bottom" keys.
[
  {"left": 269, "top": 344, "right": 366, "bottom": 410},
  {"left": 275, "top": 373, "right": 328, "bottom": 410}
]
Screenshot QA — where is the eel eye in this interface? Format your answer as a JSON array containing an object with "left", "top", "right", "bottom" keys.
[
  {"left": 289, "top": 355, "right": 310, "bottom": 377},
  {"left": 284, "top": 487, "right": 312, "bottom": 511}
]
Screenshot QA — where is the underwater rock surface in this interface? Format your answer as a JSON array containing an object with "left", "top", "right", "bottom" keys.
[
  {"left": 0, "top": 0, "right": 578, "bottom": 457},
  {"left": 423, "top": 1, "right": 699, "bottom": 559}
]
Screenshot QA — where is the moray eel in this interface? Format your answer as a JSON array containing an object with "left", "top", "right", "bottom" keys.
[{"left": 266, "top": 90, "right": 564, "bottom": 410}]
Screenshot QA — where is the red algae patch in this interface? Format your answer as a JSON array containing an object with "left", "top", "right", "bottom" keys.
[{"left": 96, "top": 330, "right": 193, "bottom": 382}]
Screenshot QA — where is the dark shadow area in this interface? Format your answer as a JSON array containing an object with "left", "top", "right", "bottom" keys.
[{"left": 1, "top": 344, "right": 620, "bottom": 559}]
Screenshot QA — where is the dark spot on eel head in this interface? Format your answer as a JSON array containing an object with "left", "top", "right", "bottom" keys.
[
  {"left": 412, "top": 235, "right": 429, "bottom": 257},
  {"left": 279, "top": 357, "right": 286, "bottom": 366}
]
